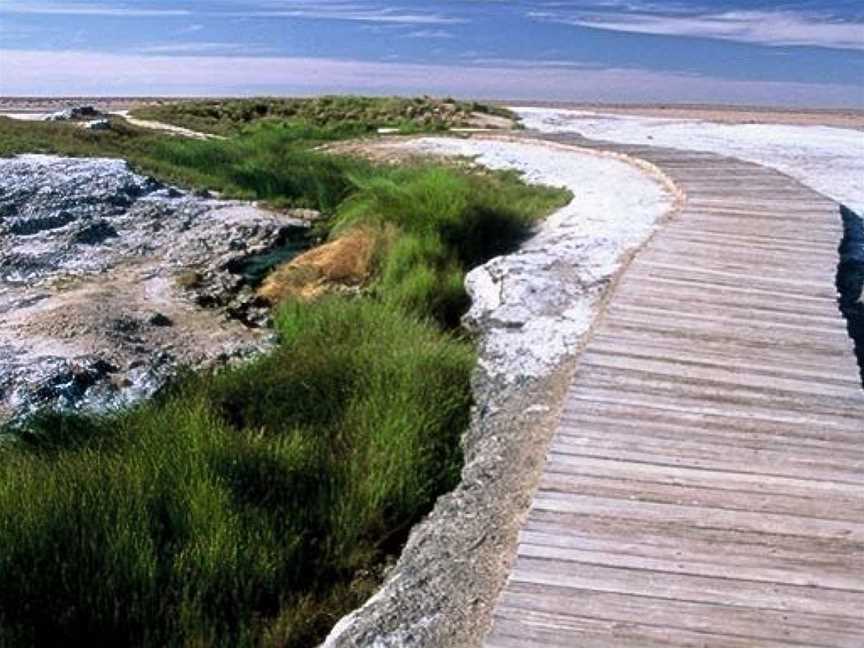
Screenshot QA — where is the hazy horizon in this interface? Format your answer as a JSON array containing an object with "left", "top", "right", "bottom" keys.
[{"left": 1, "top": 0, "right": 863, "bottom": 108}]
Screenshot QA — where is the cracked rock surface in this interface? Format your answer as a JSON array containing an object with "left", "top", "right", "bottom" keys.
[{"left": 0, "top": 155, "right": 311, "bottom": 421}]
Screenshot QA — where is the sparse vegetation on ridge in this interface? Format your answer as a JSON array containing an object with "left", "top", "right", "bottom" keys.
[
  {"left": 0, "top": 100, "right": 569, "bottom": 647},
  {"left": 130, "top": 95, "right": 516, "bottom": 137}
]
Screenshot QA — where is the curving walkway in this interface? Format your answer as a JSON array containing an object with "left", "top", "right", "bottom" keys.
[{"left": 485, "top": 136, "right": 864, "bottom": 647}]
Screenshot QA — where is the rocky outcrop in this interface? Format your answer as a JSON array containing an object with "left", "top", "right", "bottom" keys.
[
  {"left": 85, "top": 119, "right": 112, "bottom": 131},
  {"left": 43, "top": 105, "right": 103, "bottom": 122},
  {"left": 0, "top": 155, "right": 312, "bottom": 421}
]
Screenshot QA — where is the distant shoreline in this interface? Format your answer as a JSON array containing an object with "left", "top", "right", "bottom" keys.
[
  {"left": 503, "top": 100, "right": 864, "bottom": 129},
  {"left": 2, "top": 96, "right": 863, "bottom": 129}
]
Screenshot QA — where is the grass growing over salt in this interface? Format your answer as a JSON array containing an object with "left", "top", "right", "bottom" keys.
[
  {"left": 0, "top": 100, "right": 570, "bottom": 646},
  {"left": 0, "top": 117, "right": 365, "bottom": 210},
  {"left": 337, "top": 166, "right": 567, "bottom": 326}
]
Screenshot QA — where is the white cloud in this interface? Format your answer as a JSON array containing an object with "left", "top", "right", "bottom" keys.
[
  {"left": 531, "top": 8, "right": 864, "bottom": 50},
  {"left": 1, "top": 48, "right": 861, "bottom": 109},
  {"left": 138, "top": 42, "right": 277, "bottom": 55},
  {"left": 467, "top": 57, "right": 599, "bottom": 68},
  {"left": 0, "top": 0, "right": 463, "bottom": 24},
  {"left": 229, "top": 1, "right": 465, "bottom": 25},
  {"left": 0, "top": 1, "right": 190, "bottom": 16},
  {"left": 404, "top": 30, "right": 455, "bottom": 39}
]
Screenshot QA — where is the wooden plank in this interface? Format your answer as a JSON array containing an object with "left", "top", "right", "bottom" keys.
[
  {"left": 547, "top": 435, "right": 864, "bottom": 487},
  {"left": 568, "top": 370, "right": 862, "bottom": 423},
  {"left": 495, "top": 584, "right": 864, "bottom": 646},
  {"left": 524, "top": 509, "right": 862, "bottom": 569},
  {"left": 521, "top": 518, "right": 864, "bottom": 587},
  {"left": 509, "top": 556, "right": 864, "bottom": 617},
  {"left": 487, "top": 612, "right": 833, "bottom": 648},
  {"left": 485, "top": 137, "right": 864, "bottom": 647},
  {"left": 558, "top": 409, "right": 864, "bottom": 453},
  {"left": 564, "top": 390, "right": 860, "bottom": 438},
  {"left": 587, "top": 338, "right": 862, "bottom": 385},
  {"left": 578, "top": 351, "right": 859, "bottom": 401},
  {"left": 539, "top": 465, "right": 864, "bottom": 519}
]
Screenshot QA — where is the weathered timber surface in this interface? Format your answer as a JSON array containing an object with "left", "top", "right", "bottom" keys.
[{"left": 485, "top": 137, "right": 864, "bottom": 648}]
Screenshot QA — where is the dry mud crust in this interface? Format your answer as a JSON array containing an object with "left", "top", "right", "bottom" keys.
[{"left": 322, "top": 136, "right": 680, "bottom": 647}]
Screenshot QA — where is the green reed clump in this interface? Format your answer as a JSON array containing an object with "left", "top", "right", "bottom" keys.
[
  {"left": 0, "top": 298, "right": 473, "bottom": 647},
  {"left": 0, "top": 105, "right": 571, "bottom": 646}
]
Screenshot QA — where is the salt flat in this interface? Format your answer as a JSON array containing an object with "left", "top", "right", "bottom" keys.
[{"left": 516, "top": 107, "right": 864, "bottom": 214}]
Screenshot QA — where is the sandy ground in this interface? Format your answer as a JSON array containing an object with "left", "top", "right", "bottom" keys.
[
  {"left": 0, "top": 107, "right": 222, "bottom": 140},
  {"left": 111, "top": 110, "right": 224, "bottom": 139},
  {"left": 516, "top": 107, "right": 864, "bottom": 215}
]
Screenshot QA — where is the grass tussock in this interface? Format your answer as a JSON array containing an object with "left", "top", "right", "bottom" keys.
[
  {"left": 0, "top": 299, "right": 474, "bottom": 647},
  {"left": 335, "top": 166, "right": 570, "bottom": 325},
  {"left": 131, "top": 95, "right": 516, "bottom": 137},
  {"left": 0, "top": 105, "right": 571, "bottom": 646}
]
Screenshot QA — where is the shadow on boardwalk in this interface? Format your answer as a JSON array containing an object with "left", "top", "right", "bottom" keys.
[{"left": 837, "top": 204, "right": 864, "bottom": 387}]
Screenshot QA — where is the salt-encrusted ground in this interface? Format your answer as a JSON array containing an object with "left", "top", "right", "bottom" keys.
[
  {"left": 389, "top": 136, "right": 679, "bottom": 385},
  {"left": 516, "top": 108, "right": 864, "bottom": 214},
  {"left": 0, "top": 155, "right": 310, "bottom": 421},
  {"left": 324, "top": 136, "right": 679, "bottom": 647}
]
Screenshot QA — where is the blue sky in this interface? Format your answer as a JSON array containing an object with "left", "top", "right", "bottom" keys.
[{"left": 1, "top": 1, "right": 863, "bottom": 106}]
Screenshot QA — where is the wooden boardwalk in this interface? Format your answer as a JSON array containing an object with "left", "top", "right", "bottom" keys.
[{"left": 485, "top": 137, "right": 864, "bottom": 647}]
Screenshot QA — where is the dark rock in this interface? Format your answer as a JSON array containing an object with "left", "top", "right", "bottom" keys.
[
  {"left": 110, "top": 317, "right": 140, "bottom": 334},
  {"left": 86, "top": 119, "right": 111, "bottom": 131},
  {"left": 148, "top": 312, "right": 173, "bottom": 327},
  {"left": 8, "top": 211, "right": 76, "bottom": 236},
  {"left": 43, "top": 106, "right": 102, "bottom": 122},
  {"left": 72, "top": 220, "right": 119, "bottom": 245}
]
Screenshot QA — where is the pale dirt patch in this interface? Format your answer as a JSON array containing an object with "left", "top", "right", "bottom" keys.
[
  {"left": 111, "top": 111, "right": 225, "bottom": 140},
  {"left": 322, "top": 134, "right": 476, "bottom": 165},
  {"left": 466, "top": 111, "right": 515, "bottom": 130},
  {"left": 0, "top": 109, "right": 222, "bottom": 140}
]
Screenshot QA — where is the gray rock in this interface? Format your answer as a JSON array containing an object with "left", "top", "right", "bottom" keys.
[
  {"left": 43, "top": 105, "right": 102, "bottom": 122},
  {"left": 85, "top": 118, "right": 112, "bottom": 130},
  {"left": 0, "top": 155, "right": 313, "bottom": 421}
]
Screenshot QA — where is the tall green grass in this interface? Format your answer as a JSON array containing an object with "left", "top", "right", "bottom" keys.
[
  {"left": 0, "top": 118, "right": 367, "bottom": 211},
  {"left": 0, "top": 110, "right": 571, "bottom": 646},
  {"left": 335, "top": 166, "right": 570, "bottom": 325},
  {"left": 0, "top": 299, "right": 473, "bottom": 647}
]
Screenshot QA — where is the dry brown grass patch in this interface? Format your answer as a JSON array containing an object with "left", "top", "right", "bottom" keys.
[{"left": 257, "top": 227, "right": 380, "bottom": 303}]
